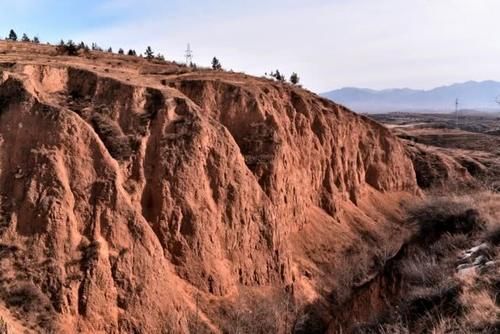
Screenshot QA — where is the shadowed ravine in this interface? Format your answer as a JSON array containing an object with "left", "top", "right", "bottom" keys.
[{"left": 327, "top": 245, "right": 407, "bottom": 333}]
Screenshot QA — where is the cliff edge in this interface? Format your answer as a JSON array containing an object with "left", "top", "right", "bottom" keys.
[{"left": 0, "top": 41, "right": 418, "bottom": 333}]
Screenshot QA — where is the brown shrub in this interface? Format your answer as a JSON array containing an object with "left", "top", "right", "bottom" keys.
[
  {"left": 90, "top": 113, "right": 133, "bottom": 160},
  {"left": 484, "top": 224, "right": 500, "bottom": 245},
  {"left": 7, "top": 281, "right": 52, "bottom": 314},
  {"left": 408, "top": 196, "right": 484, "bottom": 244},
  {"left": 459, "top": 288, "right": 500, "bottom": 330},
  {"left": 0, "top": 78, "right": 26, "bottom": 111},
  {"left": 214, "top": 290, "right": 297, "bottom": 334}
]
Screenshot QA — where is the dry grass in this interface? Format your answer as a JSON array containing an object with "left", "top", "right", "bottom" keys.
[
  {"left": 459, "top": 276, "right": 500, "bottom": 330},
  {"left": 354, "top": 191, "right": 500, "bottom": 333},
  {"left": 400, "top": 252, "right": 447, "bottom": 286},
  {"left": 405, "top": 192, "right": 500, "bottom": 332},
  {"left": 430, "top": 317, "right": 469, "bottom": 334},
  {"left": 474, "top": 191, "right": 500, "bottom": 228},
  {"left": 209, "top": 289, "right": 298, "bottom": 334},
  {"left": 472, "top": 192, "right": 500, "bottom": 249},
  {"left": 429, "top": 233, "right": 469, "bottom": 256}
]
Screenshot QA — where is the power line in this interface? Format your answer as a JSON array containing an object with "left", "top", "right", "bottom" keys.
[{"left": 185, "top": 43, "right": 193, "bottom": 66}]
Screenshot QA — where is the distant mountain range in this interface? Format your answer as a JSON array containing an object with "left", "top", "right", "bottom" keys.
[{"left": 321, "top": 81, "right": 500, "bottom": 113}]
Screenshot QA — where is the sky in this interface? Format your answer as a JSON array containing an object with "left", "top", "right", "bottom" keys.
[{"left": 1, "top": 0, "right": 500, "bottom": 93}]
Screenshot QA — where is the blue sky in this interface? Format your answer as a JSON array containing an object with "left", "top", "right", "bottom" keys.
[{"left": 1, "top": 0, "right": 500, "bottom": 92}]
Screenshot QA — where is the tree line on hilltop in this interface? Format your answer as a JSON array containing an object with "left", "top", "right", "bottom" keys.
[{"left": 3, "top": 29, "right": 300, "bottom": 85}]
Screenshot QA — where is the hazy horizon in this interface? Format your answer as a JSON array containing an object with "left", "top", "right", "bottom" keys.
[
  {"left": 322, "top": 80, "right": 500, "bottom": 113},
  {"left": 2, "top": 0, "right": 500, "bottom": 93},
  {"left": 326, "top": 80, "right": 500, "bottom": 93}
]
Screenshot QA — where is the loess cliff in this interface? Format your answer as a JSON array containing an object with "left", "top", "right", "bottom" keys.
[{"left": 0, "top": 41, "right": 419, "bottom": 333}]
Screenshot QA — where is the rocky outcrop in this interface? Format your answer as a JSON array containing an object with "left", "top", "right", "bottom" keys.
[{"left": 0, "top": 42, "right": 419, "bottom": 333}]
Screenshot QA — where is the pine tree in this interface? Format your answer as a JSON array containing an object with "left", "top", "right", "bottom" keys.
[
  {"left": 118, "top": 48, "right": 124, "bottom": 55},
  {"left": 145, "top": 46, "right": 154, "bottom": 60},
  {"left": 211, "top": 57, "right": 222, "bottom": 70},
  {"left": 7, "top": 29, "right": 17, "bottom": 41},
  {"left": 271, "top": 70, "right": 285, "bottom": 82},
  {"left": 77, "top": 42, "right": 90, "bottom": 53},
  {"left": 107, "top": 47, "right": 113, "bottom": 53},
  {"left": 91, "top": 43, "right": 103, "bottom": 51},
  {"left": 21, "top": 33, "right": 30, "bottom": 42},
  {"left": 127, "top": 49, "right": 137, "bottom": 56},
  {"left": 33, "top": 36, "right": 40, "bottom": 44},
  {"left": 290, "top": 72, "right": 299, "bottom": 85}
]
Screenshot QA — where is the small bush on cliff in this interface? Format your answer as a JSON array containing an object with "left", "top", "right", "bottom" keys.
[
  {"left": 21, "top": 33, "right": 30, "bottom": 42},
  {"left": 90, "top": 114, "right": 133, "bottom": 160},
  {"left": 7, "top": 281, "right": 50, "bottom": 313},
  {"left": 0, "top": 78, "right": 27, "bottom": 111}
]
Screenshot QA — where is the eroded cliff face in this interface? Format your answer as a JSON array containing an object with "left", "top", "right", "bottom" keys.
[{"left": 0, "top": 42, "right": 418, "bottom": 333}]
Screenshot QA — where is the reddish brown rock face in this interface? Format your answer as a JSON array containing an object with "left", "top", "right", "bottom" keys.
[{"left": 0, "top": 41, "right": 418, "bottom": 333}]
